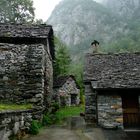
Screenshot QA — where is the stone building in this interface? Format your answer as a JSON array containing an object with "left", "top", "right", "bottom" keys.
[
  {"left": 0, "top": 23, "right": 54, "bottom": 139},
  {"left": 84, "top": 53, "right": 140, "bottom": 129},
  {"left": 0, "top": 23, "right": 54, "bottom": 117},
  {"left": 53, "top": 75, "right": 80, "bottom": 106}
]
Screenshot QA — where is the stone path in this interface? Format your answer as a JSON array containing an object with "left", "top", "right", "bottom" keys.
[
  {"left": 23, "top": 116, "right": 140, "bottom": 140},
  {"left": 24, "top": 127, "right": 90, "bottom": 140}
]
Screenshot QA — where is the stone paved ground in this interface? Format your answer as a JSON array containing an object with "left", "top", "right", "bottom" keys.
[
  {"left": 24, "top": 127, "right": 90, "bottom": 140},
  {"left": 84, "top": 128, "right": 140, "bottom": 140},
  {"left": 24, "top": 126, "right": 140, "bottom": 140},
  {"left": 23, "top": 116, "right": 140, "bottom": 140}
]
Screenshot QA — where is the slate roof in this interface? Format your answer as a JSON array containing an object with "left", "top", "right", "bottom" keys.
[
  {"left": 84, "top": 53, "right": 140, "bottom": 89},
  {"left": 0, "top": 23, "right": 55, "bottom": 59},
  {"left": 0, "top": 23, "right": 52, "bottom": 38},
  {"left": 53, "top": 75, "right": 79, "bottom": 88}
]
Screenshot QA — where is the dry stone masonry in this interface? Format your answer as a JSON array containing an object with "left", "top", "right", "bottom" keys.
[
  {"left": 0, "top": 110, "right": 32, "bottom": 140},
  {"left": 0, "top": 24, "right": 54, "bottom": 139},
  {"left": 98, "top": 95, "right": 123, "bottom": 129}
]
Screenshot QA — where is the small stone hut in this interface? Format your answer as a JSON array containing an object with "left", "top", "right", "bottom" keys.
[
  {"left": 84, "top": 53, "right": 140, "bottom": 129},
  {"left": 53, "top": 75, "right": 80, "bottom": 106},
  {"left": 0, "top": 23, "right": 54, "bottom": 117}
]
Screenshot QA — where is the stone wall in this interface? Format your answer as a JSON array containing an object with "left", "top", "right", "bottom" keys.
[
  {"left": 0, "top": 24, "right": 54, "bottom": 139},
  {"left": 98, "top": 95, "right": 123, "bottom": 129},
  {"left": 0, "top": 43, "right": 44, "bottom": 109},
  {"left": 84, "top": 83, "right": 97, "bottom": 124},
  {"left": 0, "top": 110, "right": 32, "bottom": 140},
  {"left": 0, "top": 42, "right": 53, "bottom": 118},
  {"left": 44, "top": 45, "right": 53, "bottom": 112}
]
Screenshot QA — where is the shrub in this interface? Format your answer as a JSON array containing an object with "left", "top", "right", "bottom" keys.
[
  {"left": 42, "top": 113, "right": 60, "bottom": 126},
  {"left": 51, "top": 102, "right": 60, "bottom": 114},
  {"left": 42, "top": 114, "right": 53, "bottom": 126},
  {"left": 29, "top": 120, "right": 41, "bottom": 135}
]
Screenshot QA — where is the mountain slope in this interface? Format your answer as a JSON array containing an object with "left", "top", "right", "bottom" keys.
[
  {"left": 47, "top": 0, "right": 140, "bottom": 62},
  {"left": 103, "top": 0, "right": 140, "bottom": 19},
  {"left": 48, "top": 0, "right": 120, "bottom": 46}
]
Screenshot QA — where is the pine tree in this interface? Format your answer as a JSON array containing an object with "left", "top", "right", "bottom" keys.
[
  {"left": 0, "top": 0, "right": 35, "bottom": 23},
  {"left": 54, "top": 37, "right": 71, "bottom": 77}
]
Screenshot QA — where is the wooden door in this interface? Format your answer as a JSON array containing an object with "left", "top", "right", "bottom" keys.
[{"left": 122, "top": 95, "right": 140, "bottom": 129}]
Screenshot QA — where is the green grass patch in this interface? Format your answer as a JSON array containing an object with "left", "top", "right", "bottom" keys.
[
  {"left": 42, "top": 105, "right": 85, "bottom": 126},
  {"left": 0, "top": 104, "right": 32, "bottom": 111},
  {"left": 56, "top": 105, "right": 85, "bottom": 120}
]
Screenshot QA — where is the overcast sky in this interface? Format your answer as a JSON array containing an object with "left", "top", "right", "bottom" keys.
[{"left": 33, "top": 0, "right": 103, "bottom": 21}]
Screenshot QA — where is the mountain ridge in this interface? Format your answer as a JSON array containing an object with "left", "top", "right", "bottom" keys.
[{"left": 47, "top": 0, "right": 140, "bottom": 62}]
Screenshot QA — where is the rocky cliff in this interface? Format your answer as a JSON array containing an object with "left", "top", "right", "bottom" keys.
[
  {"left": 103, "top": 0, "right": 140, "bottom": 18},
  {"left": 47, "top": 0, "right": 140, "bottom": 62}
]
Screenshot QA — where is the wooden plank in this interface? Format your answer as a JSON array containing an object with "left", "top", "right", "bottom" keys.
[{"left": 123, "top": 108, "right": 139, "bottom": 113}]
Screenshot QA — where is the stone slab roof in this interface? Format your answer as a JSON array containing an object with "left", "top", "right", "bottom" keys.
[
  {"left": 84, "top": 53, "right": 140, "bottom": 89},
  {"left": 0, "top": 23, "right": 55, "bottom": 59},
  {"left": 53, "top": 75, "right": 79, "bottom": 88},
  {"left": 0, "top": 23, "right": 52, "bottom": 38}
]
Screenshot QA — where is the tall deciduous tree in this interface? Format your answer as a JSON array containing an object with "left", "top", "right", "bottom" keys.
[
  {"left": 0, "top": 0, "right": 35, "bottom": 23},
  {"left": 54, "top": 37, "right": 71, "bottom": 77}
]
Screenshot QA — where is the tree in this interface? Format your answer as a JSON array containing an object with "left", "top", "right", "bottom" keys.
[
  {"left": 54, "top": 37, "right": 71, "bottom": 77},
  {"left": 0, "top": 0, "right": 35, "bottom": 23}
]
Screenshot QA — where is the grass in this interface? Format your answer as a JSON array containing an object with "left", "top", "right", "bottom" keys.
[
  {"left": 42, "top": 105, "right": 85, "bottom": 126},
  {"left": 0, "top": 104, "right": 33, "bottom": 111},
  {"left": 31, "top": 105, "right": 85, "bottom": 135},
  {"left": 56, "top": 105, "right": 85, "bottom": 120}
]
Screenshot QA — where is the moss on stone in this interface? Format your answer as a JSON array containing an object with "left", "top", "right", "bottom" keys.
[{"left": 0, "top": 104, "right": 32, "bottom": 111}]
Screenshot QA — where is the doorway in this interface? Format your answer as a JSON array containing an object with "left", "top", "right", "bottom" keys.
[{"left": 122, "top": 94, "right": 140, "bottom": 129}]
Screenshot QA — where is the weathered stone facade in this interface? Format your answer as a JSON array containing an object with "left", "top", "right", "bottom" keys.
[
  {"left": 0, "top": 24, "right": 54, "bottom": 113},
  {"left": 0, "top": 43, "right": 45, "bottom": 106},
  {"left": 53, "top": 76, "right": 80, "bottom": 106},
  {"left": 0, "top": 24, "right": 54, "bottom": 139},
  {"left": 84, "top": 83, "right": 97, "bottom": 123},
  {"left": 84, "top": 53, "right": 140, "bottom": 129},
  {"left": 0, "top": 110, "right": 32, "bottom": 140},
  {"left": 98, "top": 95, "right": 123, "bottom": 129}
]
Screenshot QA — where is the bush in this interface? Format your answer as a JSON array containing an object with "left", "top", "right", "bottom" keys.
[
  {"left": 29, "top": 120, "right": 41, "bottom": 135},
  {"left": 51, "top": 102, "right": 60, "bottom": 114},
  {"left": 42, "top": 113, "right": 60, "bottom": 126}
]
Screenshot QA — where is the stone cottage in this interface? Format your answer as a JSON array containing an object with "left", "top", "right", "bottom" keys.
[
  {"left": 0, "top": 24, "right": 54, "bottom": 139},
  {"left": 84, "top": 53, "right": 140, "bottom": 129},
  {"left": 53, "top": 75, "right": 80, "bottom": 106}
]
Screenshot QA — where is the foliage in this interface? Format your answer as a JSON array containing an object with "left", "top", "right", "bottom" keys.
[
  {"left": 54, "top": 37, "right": 71, "bottom": 77},
  {"left": 51, "top": 102, "right": 60, "bottom": 114},
  {"left": 35, "top": 19, "right": 46, "bottom": 24},
  {"left": 42, "top": 106, "right": 84, "bottom": 126},
  {"left": 0, "top": 0, "right": 35, "bottom": 23},
  {"left": 0, "top": 104, "right": 32, "bottom": 111},
  {"left": 42, "top": 113, "right": 60, "bottom": 126},
  {"left": 29, "top": 120, "right": 42, "bottom": 135}
]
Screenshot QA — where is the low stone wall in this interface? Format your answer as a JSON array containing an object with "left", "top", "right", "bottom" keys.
[
  {"left": 0, "top": 110, "right": 32, "bottom": 140},
  {"left": 98, "top": 95, "right": 123, "bottom": 129}
]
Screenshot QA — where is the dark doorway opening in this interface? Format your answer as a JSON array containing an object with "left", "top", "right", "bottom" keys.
[
  {"left": 122, "top": 93, "right": 140, "bottom": 129},
  {"left": 71, "top": 94, "right": 77, "bottom": 105}
]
